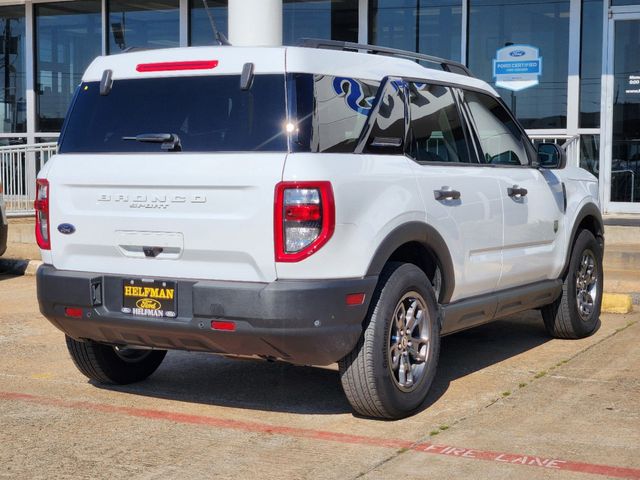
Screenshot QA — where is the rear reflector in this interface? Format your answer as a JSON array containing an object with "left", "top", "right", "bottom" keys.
[
  {"left": 136, "top": 60, "right": 219, "bottom": 72},
  {"left": 64, "top": 307, "right": 83, "bottom": 318},
  {"left": 211, "top": 320, "right": 236, "bottom": 331},
  {"left": 345, "top": 293, "right": 366, "bottom": 306}
]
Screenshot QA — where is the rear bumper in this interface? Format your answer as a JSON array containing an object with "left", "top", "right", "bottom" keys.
[{"left": 37, "top": 265, "right": 377, "bottom": 365}]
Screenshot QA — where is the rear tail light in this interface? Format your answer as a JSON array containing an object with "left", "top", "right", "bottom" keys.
[
  {"left": 274, "top": 182, "right": 335, "bottom": 262},
  {"left": 34, "top": 179, "right": 50, "bottom": 250}
]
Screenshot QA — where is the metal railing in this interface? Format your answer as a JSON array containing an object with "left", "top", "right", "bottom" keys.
[
  {"left": 528, "top": 134, "right": 581, "bottom": 168},
  {"left": 0, "top": 142, "right": 57, "bottom": 216}
]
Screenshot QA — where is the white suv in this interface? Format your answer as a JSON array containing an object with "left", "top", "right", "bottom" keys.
[{"left": 36, "top": 41, "right": 603, "bottom": 419}]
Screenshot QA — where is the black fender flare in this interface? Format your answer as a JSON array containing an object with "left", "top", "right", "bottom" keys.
[
  {"left": 366, "top": 222, "right": 455, "bottom": 304},
  {"left": 562, "top": 202, "right": 604, "bottom": 277}
]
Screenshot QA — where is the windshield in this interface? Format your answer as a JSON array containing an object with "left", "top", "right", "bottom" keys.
[{"left": 58, "top": 74, "right": 288, "bottom": 153}]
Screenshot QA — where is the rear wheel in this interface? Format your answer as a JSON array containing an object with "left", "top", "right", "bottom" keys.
[
  {"left": 66, "top": 335, "right": 167, "bottom": 384},
  {"left": 541, "top": 229, "right": 603, "bottom": 339},
  {"left": 338, "top": 262, "right": 440, "bottom": 419}
]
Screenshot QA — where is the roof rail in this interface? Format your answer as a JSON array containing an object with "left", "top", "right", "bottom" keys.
[{"left": 299, "top": 38, "right": 474, "bottom": 78}]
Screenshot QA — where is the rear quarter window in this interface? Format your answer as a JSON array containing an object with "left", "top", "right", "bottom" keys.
[{"left": 291, "top": 74, "right": 380, "bottom": 153}]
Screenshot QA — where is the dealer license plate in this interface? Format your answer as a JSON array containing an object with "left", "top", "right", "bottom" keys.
[{"left": 122, "top": 279, "right": 177, "bottom": 318}]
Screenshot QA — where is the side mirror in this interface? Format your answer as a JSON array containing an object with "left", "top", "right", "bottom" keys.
[{"left": 537, "top": 143, "right": 566, "bottom": 169}]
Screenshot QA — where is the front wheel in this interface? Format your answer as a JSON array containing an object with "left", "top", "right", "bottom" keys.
[
  {"left": 338, "top": 262, "right": 440, "bottom": 419},
  {"left": 541, "top": 229, "right": 603, "bottom": 339},
  {"left": 66, "top": 335, "right": 167, "bottom": 384}
]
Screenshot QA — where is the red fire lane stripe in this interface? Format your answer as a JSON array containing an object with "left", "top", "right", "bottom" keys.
[{"left": 2, "top": 390, "right": 639, "bottom": 479}]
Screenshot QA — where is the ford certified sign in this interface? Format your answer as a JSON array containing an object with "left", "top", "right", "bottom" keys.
[{"left": 493, "top": 44, "right": 542, "bottom": 92}]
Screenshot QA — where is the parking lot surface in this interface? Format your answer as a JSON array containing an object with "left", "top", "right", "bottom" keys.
[{"left": 1, "top": 273, "right": 639, "bottom": 479}]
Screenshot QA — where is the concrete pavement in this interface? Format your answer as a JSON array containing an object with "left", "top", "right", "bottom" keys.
[{"left": 0, "top": 274, "right": 639, "bottom": 479}]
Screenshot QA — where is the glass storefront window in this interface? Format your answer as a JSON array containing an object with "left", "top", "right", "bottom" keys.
[
  {"left": 369, "top": 0, "right": 462, "bottom": 61},
  {"left": 190, "top": 0, "right": 358, "bottom": 46},
  {"left": 108, "top": 1, "right": 179, "bottom": 53},
  {"left": 283, "top": 0, "right": 358, "bottom": 44},
  {"left": 468, "top": 0, "right": 570, "bottom": 129},
  {"left": 611, "top": 20, "right": 640, "bottom": 203},
  {"left": 35, "top": 1, "right": 101, "bottom": 132},
  {"left": 0, "top": 6, "right": 25, "bottom": 134},
  {"left": 190, "top": 0, "right": 227, "bottom": 47},
  {"left": 580, "top": 134, "right": 600, "bottom": 178},
  {"left": 580, "top": 0, "right": 603, "bottom": 128},
  {"left": 0, "top": 137, "right": 25, "bottom": 147}
]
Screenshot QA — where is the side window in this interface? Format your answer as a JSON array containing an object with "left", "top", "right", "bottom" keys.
[
  {"left": 407, "top": 82, "right": 470, "bottom": 164},
  {"left": 292, "top": 74, "right": 379, "bottom": 153},
  {"left": 463, "top": 90, "right": 530, "bottom": 166},
  {"left": 362, "top": 78, "right": 407, "bottom": 154}
]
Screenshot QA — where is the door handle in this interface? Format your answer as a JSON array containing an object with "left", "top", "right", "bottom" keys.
[
  {"left": 508, "top": 185, "right": 528, "bottom": 198},
  {"left": 434, "top": 187, "right": 461, "bottom": 201}
]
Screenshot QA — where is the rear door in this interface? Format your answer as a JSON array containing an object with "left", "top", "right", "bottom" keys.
[
  {"left": 48, "top": 64, "right": 288, "bottom": 283},
  {"left": 461, "top": 89, "right": 566, "bottom": 288},
  {"left": 406, "top": 81, "right": 503, "bottom": 302}
]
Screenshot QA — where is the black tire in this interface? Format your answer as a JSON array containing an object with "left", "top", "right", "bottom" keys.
[
  {"left": 541, "top": 229, "right": 603, "bottom": 339},
  {"left": 65, "top": 335, "right": 167, "bottom": 385},
  {"left": 338, "top": 262, "right": 440, "bottom": 419}
]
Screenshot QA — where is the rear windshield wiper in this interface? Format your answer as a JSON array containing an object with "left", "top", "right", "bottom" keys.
[{"left": 122, "top": 133, "right": 182, "bottom": 152}]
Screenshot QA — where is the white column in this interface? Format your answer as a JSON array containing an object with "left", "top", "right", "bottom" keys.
[{"left": 228, "top": 0, "right": 282, "bottom": 46}]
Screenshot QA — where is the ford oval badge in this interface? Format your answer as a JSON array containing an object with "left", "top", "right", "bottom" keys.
[
  {"left": 509, "top": 50, "right": 526, "bottom": 57},
  {"left": 58, "top": 223, "right": 76, "bottom": 235}
]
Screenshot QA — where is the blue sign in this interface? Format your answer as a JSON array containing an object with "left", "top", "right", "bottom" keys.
[{"left": 493, "top": 45, "right": 542, "bottom": 92}]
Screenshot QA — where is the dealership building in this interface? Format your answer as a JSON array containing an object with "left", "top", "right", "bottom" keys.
[{"left": 0, "top": 0, "right": 638, "bottom": 214}]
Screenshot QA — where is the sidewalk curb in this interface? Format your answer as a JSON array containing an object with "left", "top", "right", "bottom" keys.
[{"left": 601, "top": 293, "right": 634, "bottom": 314}]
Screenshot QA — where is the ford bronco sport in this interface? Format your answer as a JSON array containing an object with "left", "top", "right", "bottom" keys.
[{"left": 36, "top": 41, "right": 603, "bottom": 419}]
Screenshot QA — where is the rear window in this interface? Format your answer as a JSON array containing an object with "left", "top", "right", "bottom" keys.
[{"left": 58, "top": 74, "right": 288, "bottom": 153}]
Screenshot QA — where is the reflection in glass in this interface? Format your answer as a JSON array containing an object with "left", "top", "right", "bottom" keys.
[
  {"left": 108, "top": 1, "right": 179, "bottom": 53},
  {"left": 293, "top": 74, "right": 379, "bottom": 153},
  {"left": 0, "top": 6, "right": 25, "bottom": 133},
  {"left": 580, "top": 0, "right": 602, "bottom": 128},
  {"left": 190, "top": 0, "right": 227, "bottom": 47},
  {"left": 190, "top": 0, "right": 357, "bottom": 46},
  {"left": 369, "top": 0, "right": 462, "bottom": 61},
  {"left": 36, "top": 1, "right": 101, "bottom": 132},
  {"left": 611, "top": 20, "right": 640, "bottom": 203},
  {"left": 468, "top": 0, "right": 569, "bottom": 129},
  {"left": 579, "top": 134, "right": 600, "bottom": 178}
]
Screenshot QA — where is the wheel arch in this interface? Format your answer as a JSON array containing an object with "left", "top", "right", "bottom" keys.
[
  {"left": 562, "top": 202, "right": 604, "bottom": 277},
  {"left": 366, "top": 222, "right": 455, "bottom": 304}
]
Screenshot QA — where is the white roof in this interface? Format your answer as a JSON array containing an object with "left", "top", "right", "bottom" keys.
[{"left": 82, "top": 46, "right": 498, "bottom": 96}]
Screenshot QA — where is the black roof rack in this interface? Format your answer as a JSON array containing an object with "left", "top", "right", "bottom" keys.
[{"left": 299, "top": 38, "right": 474, "bottom": 78}]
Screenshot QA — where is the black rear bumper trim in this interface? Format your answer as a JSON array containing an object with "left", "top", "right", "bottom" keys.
[{"left": 37, "top": 265, "right": 377, "bottom": 365}]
